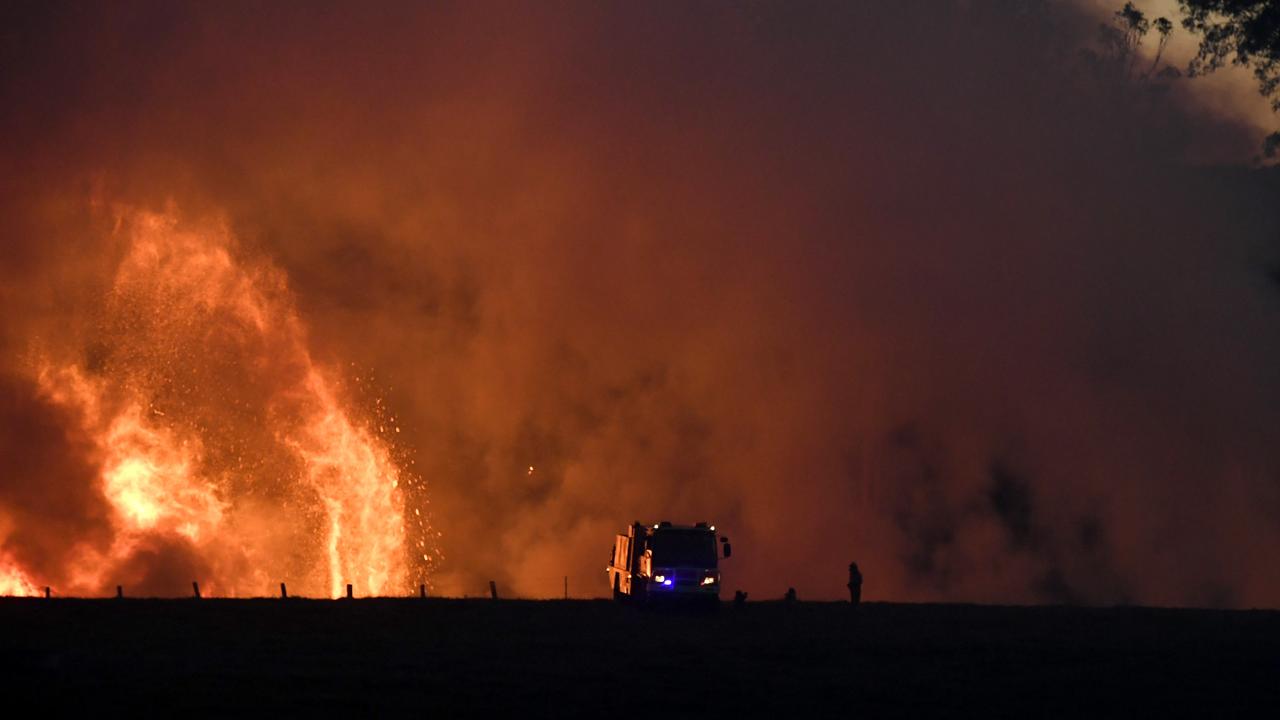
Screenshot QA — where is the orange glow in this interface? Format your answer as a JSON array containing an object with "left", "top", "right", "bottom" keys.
[
  {"left": 101, "top": 403, "right": 223, "bottom": 541},
  {"left": 289, "top": 367, "right": 407, "bottom": 598},
  {"left": 22, "top": 209, "right": 429, "bottom": 597},
  {"left": 0, "top": 554, "right": 40, "bottom": 597}
]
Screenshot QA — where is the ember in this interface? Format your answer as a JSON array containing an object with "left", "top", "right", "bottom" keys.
[{"left": 17, "top": 209, "right": 433, "bottom": 597}]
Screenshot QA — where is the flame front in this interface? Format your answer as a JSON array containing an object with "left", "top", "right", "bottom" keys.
[
  {"left": 0, "top": 554, "right": 40, "bottom": 597},
  {"left": 291, "top": 368, "right": 408, "bottom": 598},
  {"left": 7, "top": 208, "right": 431, "bottom": 597}
]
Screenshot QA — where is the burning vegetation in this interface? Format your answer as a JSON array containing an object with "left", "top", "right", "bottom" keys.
[{"left": 2, "top": 208, "right": 434, "bottom": 597}]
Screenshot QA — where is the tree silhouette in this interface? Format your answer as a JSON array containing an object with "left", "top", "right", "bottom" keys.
[
  {"left": 1099, "top": 3, "right": 1158, "bottom": 78},
  {"left": 1115, "top": 2, "right": 1152, "bottom": 78},
  {"left": 1179, "top": 0, "right": 1280, "bottom": 156},
  {"left": 1096, "top": 3, "right": 1180, "bottom": 82},
  {"left": 1148, "top": 17, "right": 1175, "bottom": 78}
]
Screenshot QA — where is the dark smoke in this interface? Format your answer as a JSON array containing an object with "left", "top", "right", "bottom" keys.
[
  {"left": 1, "top": 1, "right": 1278, "bottom": 605},
  {"left": 0, "top": 373, "right": 111, "bottom": 586}
]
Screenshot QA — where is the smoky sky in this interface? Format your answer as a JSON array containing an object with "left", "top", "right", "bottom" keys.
[{"left": 1, "top": 0, "right": 1278, "bottom": 605}]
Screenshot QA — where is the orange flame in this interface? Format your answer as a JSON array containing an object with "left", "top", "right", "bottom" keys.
[
  {"left": 101, "top": 402, "right": 224, "bottom": 542},
  {"left": 291, "top": 367, "right": 408, "bottom": 598},
  {"left": 17, "top": 208, "right": 431, "bottom": 597},
  {"left": 0, "top": 554, "right": 40, "bottom": 597}
]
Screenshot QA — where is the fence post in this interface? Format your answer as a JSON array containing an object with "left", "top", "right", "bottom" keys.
[
  {"left": 346, "top": 583, "right": 353, "bottom": 599},
  {"left": 419, "top": 583, "right": 427, "bottom": 599},
  {"left": 192, "top": 581, "right": 201, "bottom": 599},
  {"left": 280, "top": 582, "right": 288, "bottom": 599},
  {"left": 44, "top": 587, "right": 51, "bottom": 599},
  {"left": 489, "top": 580, "right": 498, "bottom": 600},
  {"left": 564, "top": 576, "right": 568, "bottom": 600},
  {"left": 116, "top": 585, "right": 123, "bottom": 599}
]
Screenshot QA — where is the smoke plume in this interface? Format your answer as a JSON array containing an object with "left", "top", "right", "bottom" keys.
[{"left": 1, "top": 1, "right": 1278, "bottom": 605}]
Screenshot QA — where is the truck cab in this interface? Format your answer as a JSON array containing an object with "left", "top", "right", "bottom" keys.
[{"left": 608, "top": 521, "right": 731, "bottom": 608}]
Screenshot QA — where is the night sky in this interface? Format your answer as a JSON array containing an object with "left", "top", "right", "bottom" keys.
[{"left": 1, "top": 1, "right": 1278, "bottom": 606}]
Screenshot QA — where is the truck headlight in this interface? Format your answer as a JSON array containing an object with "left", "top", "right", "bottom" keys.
[
  {"left": 701, "top": 575, "right": 718, "bottom": 586},
  {"left": 652, "top": 574, "right": 666, "bottom": 584}
]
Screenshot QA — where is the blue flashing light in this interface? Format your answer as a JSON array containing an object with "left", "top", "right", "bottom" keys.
[{"left": 663, "top": 580, "right": 672, "bottom": 586}]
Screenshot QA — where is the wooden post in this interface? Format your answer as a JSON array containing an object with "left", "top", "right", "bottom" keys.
[
  {"left": 419, "top": 583, "right": 427, "bottom": 599},
  {"left": 346, "top": 583, "right": 353, "bottom": 599},
  {"left": 116, "top": 585, "right": 123, "bottom": 599},
  {"left": 489, "top": 580, "right": 498, "bottom": 600},
  {"left": 280, "top": 582, "right": 288, "bottom": 599},
  {"left": 44, "top": 587, "right": 51, "bottom": 599},
  {"left": 192, "top": 581, "right": 201, "bottom": 599}
]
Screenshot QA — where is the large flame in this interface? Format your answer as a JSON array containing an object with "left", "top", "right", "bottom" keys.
[{"left": 6, "top": 208, "right": 433, "bottom": 597}]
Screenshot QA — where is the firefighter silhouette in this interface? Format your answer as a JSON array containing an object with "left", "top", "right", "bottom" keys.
[{"left": 848, "top": 562, "right": 863, "bottom": 605}]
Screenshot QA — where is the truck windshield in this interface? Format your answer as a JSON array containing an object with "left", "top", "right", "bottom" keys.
[{"left": 649, "top": 530, "right": 716, "bottom": 567}]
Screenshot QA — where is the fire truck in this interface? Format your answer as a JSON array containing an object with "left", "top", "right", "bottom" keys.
[{"left": 608, "top": 521, "right": 731, "bottom": 607}]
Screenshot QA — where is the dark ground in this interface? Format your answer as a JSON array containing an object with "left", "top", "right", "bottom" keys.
[{"left": 1, "top": 598, "right": 1277, "bottom": 717}]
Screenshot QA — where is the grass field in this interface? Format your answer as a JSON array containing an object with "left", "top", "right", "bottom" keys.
[{"left": 2, "top": 598, "right": 1276, "bottom": 716}]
